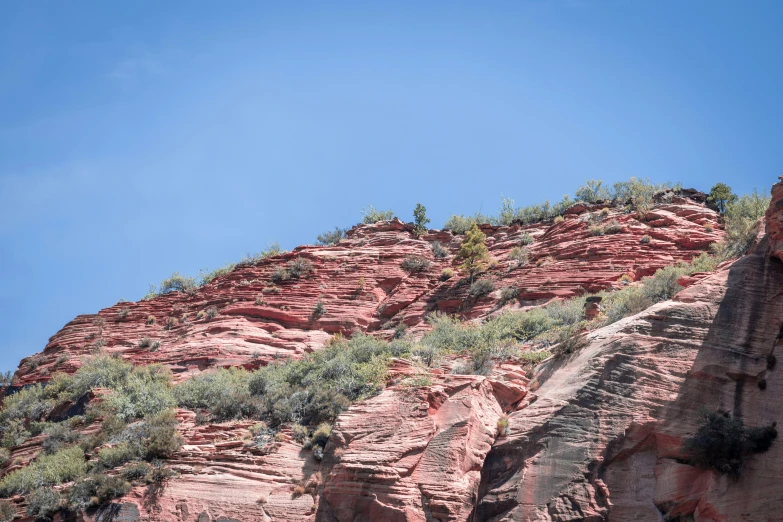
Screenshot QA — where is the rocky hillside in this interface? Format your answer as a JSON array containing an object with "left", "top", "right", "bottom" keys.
[{"left": 4, "top": 182, "right": 780, "bottom": 522}]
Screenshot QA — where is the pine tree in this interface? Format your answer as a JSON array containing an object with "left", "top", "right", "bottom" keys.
[
  {"left": 707, "top": 183, "right": 738, "bottom": 215},
  {"left": 459, "top": 224, "right": 489, "bottom": 283},
  {"left": 413, "top": 203, "right": 430, "bottom": 238}
]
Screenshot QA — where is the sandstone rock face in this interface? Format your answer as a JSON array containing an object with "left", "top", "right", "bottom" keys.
[
  {"left": 11, "top": 192, "right": 764, "bottom": 522},
  {"left": 15, "top": 197, "right": 721, "bottom": 387},
  {"left": 473, "top": 190, "right": 783, "bottom": 521}
]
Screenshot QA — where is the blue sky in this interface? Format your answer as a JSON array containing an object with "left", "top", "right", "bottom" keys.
[{"left": 1, "top": 1, "right": 781, "bottom": 374}]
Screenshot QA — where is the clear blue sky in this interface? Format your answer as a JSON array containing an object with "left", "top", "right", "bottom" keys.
[{"left": 1, "top": 1, "right": 781, "bottom": 374}]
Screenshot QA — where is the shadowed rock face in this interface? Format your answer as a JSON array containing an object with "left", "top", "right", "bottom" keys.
[
  {"left": 473, "top": 186, "right": 783, "bottom": 521},
  {"left": 9, "top": 191, "right": 767, "bottom": 522}
]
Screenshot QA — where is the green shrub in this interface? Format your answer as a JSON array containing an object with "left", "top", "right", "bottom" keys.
[
  {"left": 42, "top": 422, "right": 81, "bottom": 455},
  {"left": 604, "top": 220, "right": 622, "bottom": 234},
  {"left": 508, "top": 246, "right": 529, "bottom": 268},
  {"left": 121, "top": 461, "right": 152, "bottom": 482},
  {"left": 611, "top": 177, "right": 665, "bottom": 215},
  {"left": 706, "top": 183, "right": 737, "bottom": 215},
  {"left": 101, "top": 364, "right": 175, "bottom": 421},
  {"left": 116, "top": 409, "right": 182, "bottom": 461},
  {"left": 500, "top": 286, "right": 519, "bottom": 304},
  {"left": 431, "top": 242, "right": 448, "bottom": 258},
  {"left": 0, "top": 446, "right": 86, "bottom": 496},
  {"left": 684, "top": 412, "right": 777, "bottom": 476},
  {"left": 496, "top": 416, "right": 510, "bottom": 436},
  {"left": 712, "top": 190, "right": 770, "bottom": 261},
  {"left": 26, "top": 487, "right": 62, "bottom": 520},
  {"left": 467, "top": 279, "right": 494, "bottom": 299},
  {"left": 0, "top": 448, "right": 9, "bottom": 468},
  {"left": 241, "top": 242, "right": 286, "bottom": 265},
  {"left": 175, "top": 368, "right": 260, "bottom": 422},
  {"left": 199, "top": 263, "right": 236, "bottom": 286},
  {"left": 157, "top": 272, "right": 198, "bottom": 295},
  {"left": 310, "top": 423, "right": 332, "bottom": 448},
  {"left": 589, "top": 225, "right": 604, "bottom": 236},
  {"left": 270, "top": 268, "right": 290, "bottom": 283},
  {"left": 640, "top": 234, "right": 651, "bottom": 244},
  {"left": 68, "top": 474, "right": 131, "bottom": 511},
  {"left": 440, "top": 268, "right": 455, "bottom": 281},
  {"left": 400, "top": 255, "right": 431, "bottom": 273},
  {"left": 96, "top": 443, "right": 136, "bottom": 470},
  {"left": 361, "top": 205, "right": 395, "bottom": 224},
  {"left": 316, "top": 227, "right": 348, "bottom": 246},
  {"left": 312, "top": 302, "right": 326, "bottom": 319},
  {"left": 443, "top": 213, "right": 492, "bottom": 234},
  {"left": 287, "top": 257, "right": 314, "bottom": 279},
  {"left": 0, "top": 500, "right": 15, "bottom": 522},
  {"left": 138, "top": 337, "right": 161, "bottom": 351},
  {"left": 575, "top": 179, "right": 611, "bottom": 203},
  {"left": 519, "top": 232, "right": 534, "bottom": 245},
  {"left": 205, "top": 306, "right": 218, "bottom": 319},
  {"left": 518, "top": 351, "right": 552, "bottom": 364}
]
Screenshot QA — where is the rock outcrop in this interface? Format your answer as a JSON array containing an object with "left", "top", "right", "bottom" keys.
[{"left": 14, "top": 188, "right": 783, "bottom": 522}]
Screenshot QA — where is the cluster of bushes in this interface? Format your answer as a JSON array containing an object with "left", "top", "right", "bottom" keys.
[
  {"left": 176, "top": 333, "right": 411, "bottom": 429},
  {"left": 400, "top": 255, "right": 431, "bottom": 273},
  {"left": 270, "top": 257, "right": 314, "bottom": 283},
  {"left": 444, "top": 177, "right": 681, "bottom": 233},
  {"left": 0, "top": 354, "right": 182, "bottom": 517},
  {"left": 711, "top": 190, "right": 769, "bottom": 261},
  {"left": 361, "top": 205, "right": 396, "bottom": 224},
  {"left": 316, "top": 227, "right": 348, "bottom": 246}
]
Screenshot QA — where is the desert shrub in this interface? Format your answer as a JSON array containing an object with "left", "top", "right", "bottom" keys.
[
  {"left": 312, "top": 302, "right": 326, "bottom": 319},
  {"left": 519, "top": 232, "right": 534, "bottom": 245},
  {"left": 443, "top": 213, "right": 493, "bottom": 234},
  {"left": 431, "top": 242, "right": 448, "bottom": 258},
  {"left": 157, "top": 272, "right": 197, "bottom": 295},
  {"left": 612, "top": 177, "right": 664, "bottom": 215},
  {"left": 467, "top": 279, "right": 494, "bottom": 299},
  {"left": 138, "top": 337, "right": 161, "bottom": 351},
  {"left": 684, "top": 411, "right": 777, "bottom": 476},
  {"left": 316, "top": 227, "right": 347, "bottom": 246},
  {"left": 589, "top": 225, "right": 604, "bottom": 236},
  {"left": 101, "top": 364, "right": 175, "bottom": 421},
  {"left": 554, "top": 215, "right": 564, "bottom": 224},
  {"left": 508, "top": 246, "right": 529, "bottom": 268},
  {"left": 393, "top": 323, "right": 407, "bottom": 339},
  {"left": 199, "top": 263, "right": 236, "bottom": 286},
  {"left": 0, "top": 371, "right": 13, "bottom": 388},
  {"left": 575, "top": 179, "right": 611, "bottom": 203},
  {"left": 287, "top": 257, "right": 314, "bottom": 279},
  {"left": 310, "top": 423, "right": 332, "bottom": 448},
  {"left": 619, "top": 274, "right": 633, "bottom": 285},
  {"left": 518, "top": 351, "right": 552, "bottom": 364},
  {"left": 496, "top": 416, "right": 510, "bottom": 436},
  {"left": 26, "top": 487, "right": 62, "bottom": 520},
  {"left": 122, "top": 461, "right": 153, "bottom": 482},
  {"left": 116, "top": 409, "right": 182, "bottom": 461},
  {"left": 1, "top": 419, "right": 30, "bottom": 449},
  {"left": 400, "top": 255, "right": 431, "bottom": 273},
  {"left": 704, "top": 223, "right": 714, "bottom": 232},
  {"left": 68, "top": 474, "right": 131, "bottom": 511},
  {"left": 361, "top": 205, "right": 395, "bottom": 224},
  {"left": 604, "top": 220, "right": 622, "bottom": 234},
  {"left": 494, "top": 196, "right": 517, "bottom": 226},
  {"left": 0, "top": 500, "right": 15, "bottom": 522},
  {"left": 0, "top": 446, "right": 86, "bottom": 496},
  {"left": 116, "top": 308, "right": 130, "bottom": 320},
  {"left": 440, "top": 268, "right": 454, "bottom": 281},
  {"left": 640, "top": 234, "right": 651, "bottom": 244},
  {"left": 711, "top": 190, "right": 770, "bottom": 261},
  {"left": 175, "top": 368, "right": 260, "bottom": 422},
  {"left": 241, "top": 242, "right": 286, "bottom": 265},
  {"left": 96, "top": 443, "right": 136, "bottom": 470},
  {"left": 205, "top": 306, "right": 218, "bottom": 319},
  {"left": 42, "top": 422, "right": 81, "bottom": 455},
  {"left": 248, "top": 333, "right": 409, "bottom": 427},
  {"left": 500, "top": 286, "right": 519, "bottom": 304},
  {"left": 270, "top": 268, "right": 290, "bottom": 283},
  {"left": 0, "top": 449, "right": 9, "bottom": 468}
]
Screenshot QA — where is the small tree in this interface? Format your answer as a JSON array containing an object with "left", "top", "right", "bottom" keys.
[
  {"left": 413, "top": 203, "right": 430, "bottom": 237},
  {"left": 459, "top": 224, "right": 490, "bottom": 283},
  {"left": 707, "top": 183, "right": 738, "bottom": 215},
  {"left": 575, "top": 179, "right": 610, "bottom": 203}
]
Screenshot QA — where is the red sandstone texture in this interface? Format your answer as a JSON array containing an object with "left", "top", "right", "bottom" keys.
[{"left": 12, "top": 190, "right": 775, "bottom": 522}]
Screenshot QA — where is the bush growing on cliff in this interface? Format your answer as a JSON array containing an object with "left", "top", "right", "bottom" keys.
[
  {"left": 684, "top": 411, "right": 777, "bottom": 476},
  {"left": 431, "top": 241, "right": 448, "bottom": 258},
  {"left": 459, "top": 224, "right": 490, "bottom": 283},
  {"left": 157, "top": 272, "right": 198, "bottom": 295},
  {"left": 68, "top": 474, "right": 131, "bottom": 511},
  {"left": 199, "top": 263, "right": 236, "bottom": 286},
  {"left": 316, "top": 227, "right": 348, "bottom": 246},
  {"left": 175, "top": 368, "right": 260, "bottom": 422},
  {"left": 467, "top": 279, "right": 494, "bottom": 299},
  {"left": 361, "top": 205, "right": 396, "bottom": 224},
  {"left": 26, "top": 487, "right": 63, "bottom": 520},
  {"left": 400, "top": 255, "right": 431, "bottom": 273},
  {"left": 443, "top": 213, "right": 493, "bottom": 234},
  {"left": 706, "top": 183, "right": 737, "bottom": 215},
  {"left": 413, "top": 203, "right": 430, "bottom": 237},
  {"left": 575, "top": 179, "right": 611, "bottom": 203},
  {"left": 0, "top": 446, "right": 87, "bottom": 496},
  {"left": 241, "top": 242, "right": 287, "bottom": 265},
  {"left": 711, "top": 189, "right": 770, "bottom": 261}
]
